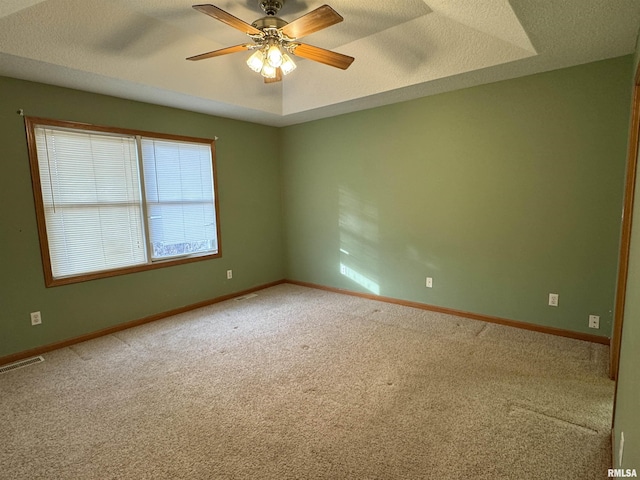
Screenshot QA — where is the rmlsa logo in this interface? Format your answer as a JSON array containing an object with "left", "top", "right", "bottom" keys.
[{"left": 609, "top": 469, "right": 638, "bottom": 478}]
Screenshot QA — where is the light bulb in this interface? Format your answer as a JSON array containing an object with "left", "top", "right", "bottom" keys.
[
  {"left": 246, "top": 50, "right": 265, "bottom": 73},
  {"left": 280, "top": 53, "right": 296, "bottom": 75},
  {"left": 266, "top": 44, "right": 283, "bottom": 68},
  {"left": 261, "top": 63, "right": 277, "bottom": 79}
]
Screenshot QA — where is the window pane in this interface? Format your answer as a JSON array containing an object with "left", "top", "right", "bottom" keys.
[
  {"left": 34, "top": 127, "right": 146, "bottom": 278},
  {"left": 141, "top": 138, "right": 218, "bottom": 260}
]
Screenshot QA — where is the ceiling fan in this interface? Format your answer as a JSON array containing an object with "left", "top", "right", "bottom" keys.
[{"left": 187, "top": 1, "right": 355, "bottom": 83}]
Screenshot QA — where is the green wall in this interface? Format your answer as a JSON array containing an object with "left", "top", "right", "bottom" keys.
[
  {"left": 0, "top": 76, "right": 285, "bottom": 359},
  {"left": 613, "top": 33, "right": 640, "bottom": 471},
  {"left": 281, "top": 56, "right": 632, "bottom": 337}
]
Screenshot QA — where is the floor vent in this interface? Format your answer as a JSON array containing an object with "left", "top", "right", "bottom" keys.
[
  {"left": 235, "top": 293, "right": 258, "bottom": 301},
  {"left": 0, "top": 356, "right": 45, "bottom": 375}
]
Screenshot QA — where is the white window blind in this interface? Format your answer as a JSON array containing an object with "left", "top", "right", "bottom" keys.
[
  {"left": 141, "top": 138, "right": 218, "bottom": 260},
  {"left": 30, "top": 119, "right": 220, "bottom": 284},
  {"left": 34, "top": 127, "right": 146, "bottom": 278}
]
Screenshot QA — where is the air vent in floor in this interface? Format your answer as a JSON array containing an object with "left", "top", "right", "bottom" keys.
[
  {"left": 235, "top": 293, "right": 258, "bottom": 301},
  {"left": 0, "top": 356, "right": 45, "bottom": 374}
]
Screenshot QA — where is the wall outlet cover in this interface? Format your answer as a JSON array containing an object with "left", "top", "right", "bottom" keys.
[
  {"left": 30, "top": 311, "right": 42, "bottom": 325},
  {"left": 619, "top": 431, "right": 625, "bottom": 467}
]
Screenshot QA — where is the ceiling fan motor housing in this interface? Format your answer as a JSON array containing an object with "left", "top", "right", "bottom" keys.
[
  {"left": 259, "top": 0, "right": 284, "bottom": 16},
  {"left": 252, "top": 16, "right": 288, "bottom": 31}
]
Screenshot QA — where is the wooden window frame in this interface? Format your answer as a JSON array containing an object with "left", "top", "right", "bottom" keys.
[{"left": 25, "top": 116, "right": 222, "bottom": 287}]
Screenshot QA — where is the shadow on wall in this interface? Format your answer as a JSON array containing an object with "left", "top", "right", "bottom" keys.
[{"left": 338, "top": 185, "right": 380, "bottom": 295}]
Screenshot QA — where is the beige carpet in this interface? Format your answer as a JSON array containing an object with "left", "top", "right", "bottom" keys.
[{"left": 1, "top": 284, "right": 614, "bottom": 479}]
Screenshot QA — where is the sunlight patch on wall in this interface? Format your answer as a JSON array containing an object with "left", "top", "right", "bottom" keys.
[
  {"left": 340, "top": 262, "right": 380, "bottom": 295},
  {"left": 339, "top": 185, "right": 381, "bottom": 295}
]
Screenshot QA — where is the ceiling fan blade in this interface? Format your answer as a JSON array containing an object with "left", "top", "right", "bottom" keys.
[
  {"left": 264, "top": 68, "right": 283, "bottom": 84},
  {"left": 280, "top": 5, "right": 343, "bottom": 39},
  {"left": 291, "top": 43, "right": 354, "bottom": 70},
  {"left": 192, "top": 4, "right": 262, "bottom": 36},
  {"left": 187, "top": 44, "right": 252, "bottom": 61}
]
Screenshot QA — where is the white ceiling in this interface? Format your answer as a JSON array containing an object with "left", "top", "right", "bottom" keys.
[{"left": 0, "top": 0, "right": 638, "bottom": 126}]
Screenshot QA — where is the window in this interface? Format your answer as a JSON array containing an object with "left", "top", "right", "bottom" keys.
[{"left": 25, "top": 117, "right": 221, "bottom": 286}]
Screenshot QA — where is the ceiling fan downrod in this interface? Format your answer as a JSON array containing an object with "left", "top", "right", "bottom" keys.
[{"left": 259, "top": 0, "right": 284, "bottom": 16}]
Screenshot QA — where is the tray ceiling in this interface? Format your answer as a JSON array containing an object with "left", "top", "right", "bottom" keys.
[{"left": 0, "top": 0, "right": 638, "bottom": 126}]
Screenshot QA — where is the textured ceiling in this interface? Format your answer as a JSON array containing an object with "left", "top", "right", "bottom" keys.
[{"left": 0, "top": 0, "right": 638, "bottom": 126}]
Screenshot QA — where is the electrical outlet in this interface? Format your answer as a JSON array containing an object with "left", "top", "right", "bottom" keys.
[
  {"left": 589, "top": 315, "right": 600, "bottom": 329},
  {"left": 226, "top": 269, "right": 233, "bottom": 280},
  {"left": 30, "top": 311, "right": 42, "bottom": 326},
  {"left": 426, "top": 277, "right": 433, "bottom": 288},
  {"left": 548, "top": 293, "right": 559, "bottom": 307}
]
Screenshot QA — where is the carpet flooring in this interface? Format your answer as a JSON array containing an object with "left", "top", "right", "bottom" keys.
[{"left": 0, "top": 284, "right": 614, "bottom": 479}]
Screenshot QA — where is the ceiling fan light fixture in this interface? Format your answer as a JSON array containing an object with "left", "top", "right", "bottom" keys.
[
  {"left": 280, "top": 53, "right": 296, "bottom": 75},
  {"left": 266, "top": 44, "right": 284, "bottom": 68},
  {"left": 246, "top": 49, "right": 265, "bottom": 73},
  {"left": 261, "top": 62, "right": 277, "bottom": 78}
]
